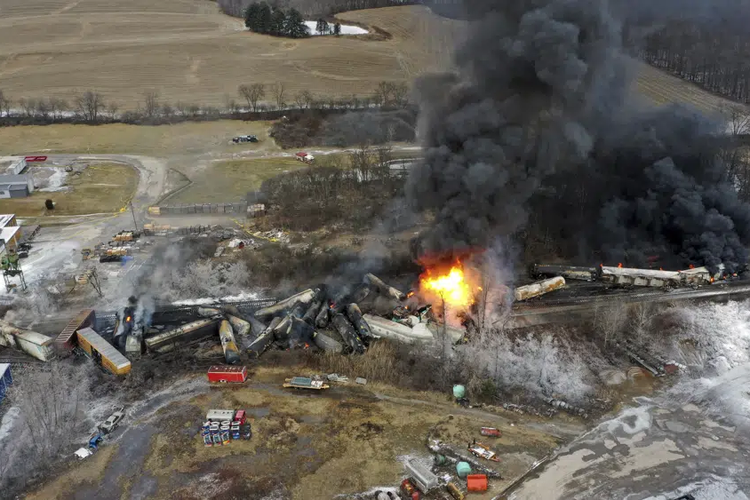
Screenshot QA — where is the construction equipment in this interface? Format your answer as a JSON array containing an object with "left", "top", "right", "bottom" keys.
[{"left": 1, "top": 249, "right": 26, "bottom": 291}]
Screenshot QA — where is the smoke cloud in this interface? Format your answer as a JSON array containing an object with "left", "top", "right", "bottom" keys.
[{"left": 407, "top": 0, "right": 750, "bottom": 272}]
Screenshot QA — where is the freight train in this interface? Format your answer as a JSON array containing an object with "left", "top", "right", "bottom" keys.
[{"left": 531, "top": 263, "right": 728, "bottom": 289}]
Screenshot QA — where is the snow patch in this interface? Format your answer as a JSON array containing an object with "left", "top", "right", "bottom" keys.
[
  {"left": 37, "top": 168, "right": 69, "bottom": 192},
  {"left": 171, "top": 290, "right": 262, "bottom": 306},
  {"left": 304, "top": 21, "right": 368, "bottom": 35},
  {"left": 0, "top": 406, "right": 20, "bottom": 443}
]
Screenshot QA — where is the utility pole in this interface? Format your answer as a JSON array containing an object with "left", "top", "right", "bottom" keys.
[{"left": 130, "top": 201, "right": 138, "bottom": 232}]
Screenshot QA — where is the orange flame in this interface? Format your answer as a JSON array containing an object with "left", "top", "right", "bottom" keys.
[
  {"left": 125, "top": 316, "right": 132, "bottom": 322},
  {"left": 407, "top": 291, "right": 415, "bottom": 298},
  {"left": 710, "top": 277, "right": 715, "bottom": 283},
  {"left": 420, "top": 263, "right": 473, "bottom": 309},
  {"left": 618, "top": 263, "right": 623, "bottom": 268},
  {"left": 689, "top": 264, "right": 695, "bottom": 269}
]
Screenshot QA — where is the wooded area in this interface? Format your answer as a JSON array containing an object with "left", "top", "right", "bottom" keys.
[{"left": 636, "top": 20, "right": 750, "bottom": 104}]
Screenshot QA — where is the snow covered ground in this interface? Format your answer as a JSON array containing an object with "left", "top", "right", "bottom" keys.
[{"left": 304, "top": 21, "right": 368, "bottom": 35}]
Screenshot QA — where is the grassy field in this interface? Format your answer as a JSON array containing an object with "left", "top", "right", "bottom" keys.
[
  {"left": 0, "top": 1, "right": 461, "bottom": 109},
  {"left": 0, "top": 120, "right": 276, "bottom": 156},
  {"left": 0, "top": 162, "right": 138, "bottom": 216},
  {"left": 169, "top": 157, "right": 306, "bottom": 203}
]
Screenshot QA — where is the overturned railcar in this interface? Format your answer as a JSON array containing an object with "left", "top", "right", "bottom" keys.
[
  {"left": 599, "top": 266, "right": 681, "bottom": 288},
  {"left": 531, "top": 264, "right": 597, "bottom": 282},
  {"left": 144, "top": 317, "right": 221, "bottom": 353}
]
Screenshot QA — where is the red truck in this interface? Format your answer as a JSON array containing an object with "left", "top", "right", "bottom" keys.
[{"left": 207, "top": 365, "right": 247, "bottom": 384}]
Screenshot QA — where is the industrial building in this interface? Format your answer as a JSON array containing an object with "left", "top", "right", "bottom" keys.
[
  {"left": 0, "top": 214, "right": 22, "bottom": 252},
  {"left": 0, "top": 174, "right": 33, "bottom": 198}
]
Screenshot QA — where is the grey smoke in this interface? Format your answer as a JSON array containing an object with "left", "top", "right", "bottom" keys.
[{"left": 407, "top": 0, "right": 750, "bottom": 272}]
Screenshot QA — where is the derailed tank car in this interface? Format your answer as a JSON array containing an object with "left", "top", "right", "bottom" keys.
[
  {"left": 599, "top": 266, "right": 682, "bottom": 288},
  {"left": 514, "top": 276, "right": 566, "bottom": 302},
  {"left": 144, "top": 317, "right": 221, "bottom": 353},
  {"left": 531, "top": 264, "right": 597, "bottom": 282}
]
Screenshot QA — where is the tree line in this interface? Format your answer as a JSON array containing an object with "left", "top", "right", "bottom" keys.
[
  {"left": 630, "top": 19, "right": 750, "bottom": 103},
  {"left": 244, "top": 2, "right": 310, "bottom": 38},
  {"left": 0, "top": 81, "right": 411, "bottom": 126},
  {"left": 218, "top": 0, "right": 414, "bottom": 19}
]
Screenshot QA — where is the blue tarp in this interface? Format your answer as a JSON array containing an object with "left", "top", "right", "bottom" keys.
[{"left": 0, "top": 363, "right": 12, "bottom": 404}]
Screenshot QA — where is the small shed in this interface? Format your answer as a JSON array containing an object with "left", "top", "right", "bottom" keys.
[{"left": 0, "top": 363, "right": 12, "bottom": 404}]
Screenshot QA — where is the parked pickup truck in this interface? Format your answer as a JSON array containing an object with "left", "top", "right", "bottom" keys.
[
  {"left": 98, "top": 407, "right": 125, "bottom": 434},
  {"left": 232, "top": 135, "right": 258, "bottom": 143}
]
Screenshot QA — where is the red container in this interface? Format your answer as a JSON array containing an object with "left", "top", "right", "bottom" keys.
[
  {"left": 467, "top": 474, "right": 488, "bottom": 492},
  {"left": 24, "top": 155, "right": 47, "bottom": 162},
  {"left": 207, "top": 365, "right": 247, "bottom": 383}
]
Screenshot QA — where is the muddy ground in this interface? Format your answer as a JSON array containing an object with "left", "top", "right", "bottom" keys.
[{"left": 25, "top": 367, "right": 579, "bottom": 500}]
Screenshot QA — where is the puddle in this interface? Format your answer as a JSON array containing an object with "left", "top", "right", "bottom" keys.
[{"left": 246, "top": 406, "right": 271, "bottom": 418}]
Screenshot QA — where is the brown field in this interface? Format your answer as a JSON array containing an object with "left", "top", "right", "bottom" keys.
[
  {"left": 0, "top": 1, "right": 462, "bottom": 109},
  {"left": 635, "top": 61, "right": 741, "bottom": 115},
  {"left": 0, "top": 162, "right": 138, "bottom": 216}
]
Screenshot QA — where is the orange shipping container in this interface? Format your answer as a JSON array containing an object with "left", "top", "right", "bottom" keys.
[{"left": 466, "top": 474, "right": 487, "bottom": 492}]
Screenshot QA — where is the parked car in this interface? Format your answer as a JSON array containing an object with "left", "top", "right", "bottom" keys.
[
  {"left": 99, "top": 407, "right": 125, "bottom": 434},
  {"left": 232, "top": 135, "right": 258, "bottom": 143}
]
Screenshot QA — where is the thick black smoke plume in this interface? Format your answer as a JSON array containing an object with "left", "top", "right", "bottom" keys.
[{"left": 407, "top": 0, "right": 750, "bottom": 272}]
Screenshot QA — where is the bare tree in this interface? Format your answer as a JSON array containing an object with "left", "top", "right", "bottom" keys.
[
  {"left": 593, "top": 303, "right": 628, "bottom": 348},
  {"left": 295, "top": 89, "right": 313, "bottom": 109},
  {"left": 75, "top": 90, "right": 104, "bottom": 123},
  {"left": 392, "top": 82, "right": 409, "bottom": 107},
  {"left": 161, "top": 103, "right": 175, "bottom": 119},
  {"left": 238, "top": 83, "right": 265, "bottom": 112},
  {"left": 175, "top": 101, "right": 189, "bottom": 117},
  {"left": 48, "top": 97, "right": 69, "bottom": 120},
  {"left": 143, "top": 90, "right": 160, "bottom": 119},
  {"left": 223, "top": 94, "right": 239, "bottom": 114},
  {"left": 8, "top": 363, "right": 93, "bottom": 468},
  {"left": 0, "top": 90, "right": 11, "bottom": 117},
  {"left": 34, "top": 98, "right": 51, "bottom": 120},
  {"left": 375, "top": 81, "right": 395, "bottom": 106},
  {"left": 628, "top": 302, "right": 653, "bottom": 344},
  {"left": 18, "top": 98, "right": 35, "bottom": 118},
  {"left": 272, "top": 82, "right": 287, "bottom": 110},
  {"left": 106, "top": 101, "right": 119, "bottom": 120}
]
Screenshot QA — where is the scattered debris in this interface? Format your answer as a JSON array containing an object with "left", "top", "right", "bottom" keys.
[
  {"left": 355, "top": 377, "right": 367, "bottom": 385},
  {"left": 446, "top": 482, "right": 465, "bottom": 500},
  {"left": 400, "top": 478, "right": 420, "bottom": 500},
  {"left": 327, "top": 373, "right": 349, "bottom": 383},
  {"left": 467, "top": 441, "right": 500, "bottom": 462},
  {"left": 405, "top": 458, "right": 439, "bottom": 492}
]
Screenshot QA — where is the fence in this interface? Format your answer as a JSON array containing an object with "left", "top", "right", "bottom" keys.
[{"left": 148, "top": 202, "right": 247, "bottom": 216}]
